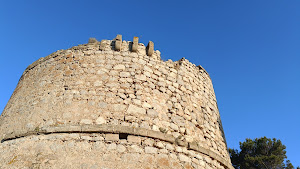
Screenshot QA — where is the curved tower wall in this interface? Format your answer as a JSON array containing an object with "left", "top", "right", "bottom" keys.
[{"left": 0, "top": 36, "right": 233, "bottom": 169}]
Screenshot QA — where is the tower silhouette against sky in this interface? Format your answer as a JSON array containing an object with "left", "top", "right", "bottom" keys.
[{"left": 0, "top": 35, "right": 233, "bottom": 169}]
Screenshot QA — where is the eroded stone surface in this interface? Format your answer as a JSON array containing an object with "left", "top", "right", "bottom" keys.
[
  {"left": 0, "top": 134, "right": 228, "bottom": 169},
  {"left": 0, "top": 37, "right": 232, "bottom": 168}
]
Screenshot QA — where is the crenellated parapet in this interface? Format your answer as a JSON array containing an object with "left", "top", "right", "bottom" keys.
[
  {"left": 0, "top": 35, "right": 232, "bottom": 169},
  {"left": 23, "top": 35, "right": 211, "bottom": 82}
]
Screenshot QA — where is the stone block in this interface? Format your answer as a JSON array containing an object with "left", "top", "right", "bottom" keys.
[
  {"left": 88, "top": 38, "right": 98, "bottom": 44},
  {"left": 135, "top": 74, "right": 146, "bottom": 81},
  {"left": 115, "top": 34, "right": 122, "bottom": 51},
  {"left": 166, "top": 143, "right": 175, "bottom": 151},
  {"left": 142, "top": 102, "right": 152, "bottom": 108},
  {"left": 175, "top": 146, "right": 183, "bottom": 153},
  {"left": 143, "top": 138, "right": 155, "bottom": 146},
  {"left": 170, "top": 123, "right": 179, "bottom": 131},
  {"left": 127, "top": 135, "right": 141, "bottom": 144},
  {"left": 95, "top": 117, "right": 106, "bottom": 124},
  {"left": 145, "top": 146, "right": 157, "bottom": 154},
  {"left": 146, "top": 41, "right": 154, "bottom": 56},
  {"left": 131, "top": 37, "right": 139, "bottom": 52},
  {"left": 134, "top": 127, "right": 147, "bottom": 136},
  {"left": 175, "top": 139, "right": 188, "bottom": 147},
  {"left": 146, "top": 109, "right": 158, "bottom": 118},
  {"left": 105, "top": 134, "right": 119, "bottom": 141},
  {"left": 128, "top": 145, "right": 143, "bottom": 153},
  {"left": 178, "top": 154, "right": 191, "bottom": 163},
  {"left": 147, "top": 130, "right": 165, "bottom": 141},
  {"left": 154, "top": 141, "right": 164, "bottom": 149},
  {"left": 120, "top": 72, "right": 131, "bottom": 78},
  {"left": 94, "top": 80, "right": 102, "bottom": 87},
  {"left": 126, "top": 104, "right": 146, "bottom": 115},
  {"left": 113, "top": 64, "right": 125, "bottom": 70},
  {"left": 100, "top": 40, "right": 106, "bottom": 50},
  {"left": 111, "top": 104, "right": 127, "bottom": 112},
  {"left": 107, "top": 143, "right": 117, "bottom": 150},
  {"left": 117, "top": 144, "right": 126, "bottom": 152},
  {"left": 188, "top": 141, "right": 198, "bottom": 150},
  {"left": 125, "top": 115, "right": 136, "bottom": 121}
]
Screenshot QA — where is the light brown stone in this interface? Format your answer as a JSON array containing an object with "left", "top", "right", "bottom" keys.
[
  {"left": 131, "top": 37, "right": 138, "bottom": 52},
  {"left": 126, "top": 104, "right": 146, "bottom": 115},
  {"left": 0, "top": 35, "right": 233, "bottom": 169},
  {"left": 127, "top": 135, "right": 141, "bottom": 144},
  {"left": 105, "top": 134, "right": 119, "bottom": 141},
  {"left": 115, "top": 34, "right": 122, "bottom": 51},
  {"left": 146, "top": 41, "right": 154, "bottom": 56}
]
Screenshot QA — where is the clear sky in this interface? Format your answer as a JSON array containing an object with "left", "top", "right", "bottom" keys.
[{"left": 1, "top": 0, "right": 299, "bottom": 166}]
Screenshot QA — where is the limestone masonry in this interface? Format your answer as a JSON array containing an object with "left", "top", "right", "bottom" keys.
[{"left": 0, "top": 35, "right": 233, "bottom": 169}]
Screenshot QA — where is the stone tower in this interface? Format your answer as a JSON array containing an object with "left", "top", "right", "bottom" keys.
[{"left": 0, "top": 35, "right": 233, "bottom": 169}]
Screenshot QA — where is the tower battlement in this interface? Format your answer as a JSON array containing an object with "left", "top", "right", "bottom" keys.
[{"left": 23, "top": 35, "right": 211, "bottom": 80}]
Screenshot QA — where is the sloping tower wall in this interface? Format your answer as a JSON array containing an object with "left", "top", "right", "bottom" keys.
[{"left": 0, "top": 35, "right": 233, "bottom": 169}]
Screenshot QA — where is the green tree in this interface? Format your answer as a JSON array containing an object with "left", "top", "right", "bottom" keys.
[
  {"left": 229, "top": 137, "right": 298, "bottom": 169},
  {"left": 286, "top": 160, "right": 294, "bottom": 169}
]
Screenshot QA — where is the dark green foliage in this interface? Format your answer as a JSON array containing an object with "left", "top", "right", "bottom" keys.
[
  {"left": 286, "top": 160, "right": 294, "bottom": 169},
  {"left": 229, "top": 137, "right": 298, "bottom": 169}
]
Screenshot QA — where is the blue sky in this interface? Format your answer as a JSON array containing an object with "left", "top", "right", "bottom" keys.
[{"left": 1, "top": 0, "right": 299, "bottom": 166}]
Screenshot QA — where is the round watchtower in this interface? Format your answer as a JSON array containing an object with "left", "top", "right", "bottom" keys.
[{"left": 0, "top": 35, "right": 233, "bottom": 169}]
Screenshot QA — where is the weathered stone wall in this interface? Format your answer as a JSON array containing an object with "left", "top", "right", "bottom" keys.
[
  {"left": 0, "top": 133, "right": 227, "bottom": 169},
  {"left": 0, "top": 36, "right": 233, "bottom": 168}
]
